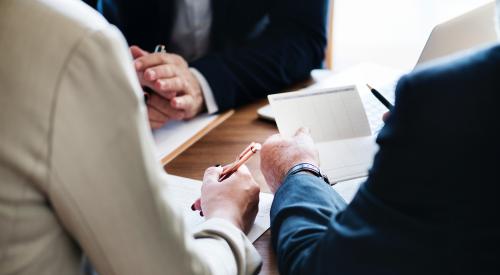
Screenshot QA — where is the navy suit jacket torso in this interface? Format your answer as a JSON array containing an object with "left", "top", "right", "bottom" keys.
[
  {"left": 271, "top": 45, "right": 500, "bottom": 275},
  {"left": 85, "top": 0, "right": 328, "bottom": 111}
]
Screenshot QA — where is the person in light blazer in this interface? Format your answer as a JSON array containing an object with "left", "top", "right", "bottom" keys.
[
  {"left": 0, "top": 0, "right": 261, "bottom": 274},
  {"left": 259, "top": 1, "right": 500, "bottom": 274}
]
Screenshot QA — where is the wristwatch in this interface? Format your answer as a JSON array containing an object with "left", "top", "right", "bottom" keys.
[{"left": 285, "top": 162, "right": 331, "bottom": 185}]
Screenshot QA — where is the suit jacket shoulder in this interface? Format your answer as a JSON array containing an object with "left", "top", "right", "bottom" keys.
[
  {"left": 368, "top": 44, "right": 500, "bottom": 222},
  {"left": 400, "top": 44, "right": 500, "bottom": 102},
  {"left": 270, "top": 45, "right": 500, "bottom": 275}
]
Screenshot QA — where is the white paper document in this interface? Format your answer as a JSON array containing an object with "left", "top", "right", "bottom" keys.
[
  {"left": 316, "top": 136, "right": 377, "bottom": 183},
  {"left": 268, "top": 85, "right": 379, "bottom": 183},
  {"left": 259, "top": 63, "right": 401, "bottom": 134},
  {"left": 160, "top": 174, "right": 273, "bottom": 243},
  {"left": 332, "top": 177, "right": 365, "bottom": 203},
  {"left": 309, "top": 63, "right": 400, "bottom": 134},
  {"left": 152, "top": 114, "right": 219, "bottom": 161}
]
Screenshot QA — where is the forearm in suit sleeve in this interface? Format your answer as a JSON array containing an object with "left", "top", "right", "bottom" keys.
[
  {"left": 48, "top": 25, "right": 261, "bottom": 275},
  {"left": 270, "top": 174, "right": 346, "bottom": 275},
  {"left": 271, "top": 174, "right": 405, "bottom": 275},
  {"left": 191, "top": 0, "right": 328, "bottom": 111}
]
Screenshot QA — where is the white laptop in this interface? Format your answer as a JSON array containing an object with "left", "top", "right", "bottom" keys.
[{"left": 416, "top": 1, "right": 497, "bottom": 66}]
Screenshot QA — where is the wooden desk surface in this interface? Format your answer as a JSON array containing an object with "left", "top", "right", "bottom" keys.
[{"left": 165, "top": 99, "right": 280, "bottom": 275}]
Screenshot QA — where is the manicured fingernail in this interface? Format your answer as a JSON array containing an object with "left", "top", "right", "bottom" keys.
[
  {"left": 171, "top": 98, "right": 178, "bottom": 107},
  {"left": 146, "top": 70, "right": 156, "bottom": 80},
  {"left": 134, "top": 61, "right": 142, "bottom": 70},
  {"left": 199, "top": 211, "right": 204, "bottom": 217},
  {"left": 214, "top": 164, "right": 221, "bottom": 167},
  {"left": 191, "top": 203, "right": 195, "bottom": 211},
  {"left": 157, "top": 80, "right": 165, "bottom": 89}
]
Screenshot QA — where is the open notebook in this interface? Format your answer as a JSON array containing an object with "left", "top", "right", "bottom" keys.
[
  {"left": 268, "top": 84, "right": 394, "bottom": 184},
  {"left": 160, "top": 174, "right": 273, "bottom": 243}
]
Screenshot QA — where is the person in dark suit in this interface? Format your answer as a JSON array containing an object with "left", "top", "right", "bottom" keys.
[
  {"left": 259, "top": 42, "right": 500, "bottom": 274},
  {"left": 84, "top": 0, "right": 328, "bottom": 128}
]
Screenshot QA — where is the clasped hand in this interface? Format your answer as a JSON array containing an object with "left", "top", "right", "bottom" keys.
[{"left": 131, "top": 46, "right": 205, "bottom": 129}]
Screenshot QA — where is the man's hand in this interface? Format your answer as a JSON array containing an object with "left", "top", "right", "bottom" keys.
[
  {"left": 260, "top": 127, "right": 320, "bottom": 193},
  {"left": 200, "top": 165, "right": 260, "bottom": 233},
  {"left": 130, "top": 46, "right": 205, "bottom": 129}
]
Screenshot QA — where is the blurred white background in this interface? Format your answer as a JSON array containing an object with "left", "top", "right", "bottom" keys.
[{"left": 331, "top": 0, "right": 493, "bottom": 71}]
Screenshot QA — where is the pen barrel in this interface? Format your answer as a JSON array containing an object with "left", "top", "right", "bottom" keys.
[
  {"left": 218, "top": 143, "right": 261, "bottom": 182},
  {"left": 218, "top": 165, "right": 242, "bottom": 181},
  {"left": 191, "top": 142, "right": 260, "bottom": 213},
  {"left": 372, "top": 89, "right": 394, "bottom": 110}
]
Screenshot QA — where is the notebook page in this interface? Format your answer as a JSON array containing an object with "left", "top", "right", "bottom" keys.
[
  {"left": 257, "top": 63, "right": 402, "bottom": 133},
  {"left": 309, "top": 63, "right": 400, "bottom": 133},
  {"left": 268, "top": 85, "right": 372, "bottom": 143},
  {"left": 159, "top": 174, "right": 273, "bottom": 243},
  {"left": 331, "top": 177, "right": 365, "bottom": 203},
  {"left": 317, "top": 136, "right": 377, "bottom": 183}
]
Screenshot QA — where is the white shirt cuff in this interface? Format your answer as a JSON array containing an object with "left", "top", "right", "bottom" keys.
[{"left": 190, "top": 68, "right": 219, "bottom": 114}]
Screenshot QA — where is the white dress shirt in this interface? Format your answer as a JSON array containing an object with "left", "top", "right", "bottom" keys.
[
  {"left": 0, "top": 0, "right": 260, "bottom": 274},
  {"left": 169, "top": 0, "right": 219, "bottom": 113}
]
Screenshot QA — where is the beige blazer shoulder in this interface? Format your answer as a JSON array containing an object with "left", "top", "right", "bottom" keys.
[{"left": 0, "top": 1, "right": 261, "bottom": 274}]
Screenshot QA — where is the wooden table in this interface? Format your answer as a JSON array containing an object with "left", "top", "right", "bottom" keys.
[{"left": 165, "top": 99, "right": 280, "bottom": 275}]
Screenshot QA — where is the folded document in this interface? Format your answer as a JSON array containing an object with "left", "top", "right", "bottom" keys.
[{"left": 268, "top": 85, "right": 388, "bottom": 183}]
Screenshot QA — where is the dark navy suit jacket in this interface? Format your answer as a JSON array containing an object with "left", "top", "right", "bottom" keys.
[
  {"left": 84, "top": 0, "right": 328, "bottom": 111},
  {"left": 271, "top": 45, "right": 500, "bottom": 274}
]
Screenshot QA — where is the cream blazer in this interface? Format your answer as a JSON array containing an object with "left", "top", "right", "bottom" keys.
[{"left": 0, "top": 0, "right": 261, "bottom": 274}]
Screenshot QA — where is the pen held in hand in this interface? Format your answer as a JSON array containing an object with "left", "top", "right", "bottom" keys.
[
  {"left": 367, "top": 84, "right": 394, "bottom": 111},
  {"left": 218, "top": 142, "right": 262, "bottom": 181},
  {"left": 191, "top": 142, "right": 262, "bottom": 216}
]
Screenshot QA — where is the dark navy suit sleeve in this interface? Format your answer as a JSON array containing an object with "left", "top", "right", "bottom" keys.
[
  {"left": 270, "top": 174, "right": 348, "bottom": 274},
  {"left": 191, "top": 0, "right": 328, "bottom": 111}
]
